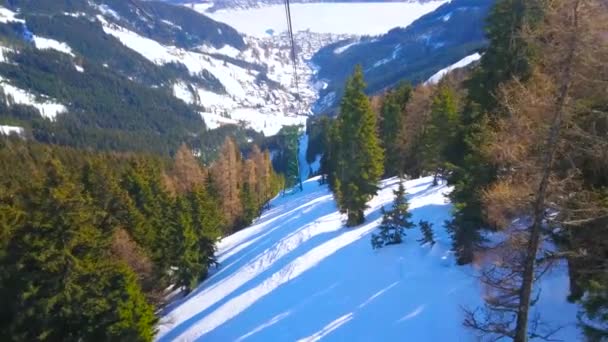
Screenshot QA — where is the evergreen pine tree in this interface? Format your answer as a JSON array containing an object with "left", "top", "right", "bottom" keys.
[
  {"left": 240, "top": 182, "right": 258, "bottom": 227},
  {"left": 417, "top": 220, "right": 435, "bottom": 246},
  {"left": 334, "top": 66, "right": 384, "bottom": 226},
  {"left": 173, "top": 196, "right": 202, "bottom": 292},
  {"left": 281, "top": 125, "right": 303, "bottom": 191},
  {"left": 371, "top": 180, "right": 415, "bottom": 249},
  {"left": 380, "top": 83, "right": 412, "bottom": 177},
  {"left": 422, "top": 84, "right": 460, "bottom": 185},
  {"left": 81, "top": 262, "right": 157, "bottom": 342},
  {"left": 0, "top": 159, "right": 156, "bottom": 341},
  {"left": 189, "top": 184, "right": 224, "bottom": 279}
]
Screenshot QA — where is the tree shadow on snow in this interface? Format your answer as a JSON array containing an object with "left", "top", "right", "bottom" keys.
[
  {"left": 159, "top": 181, "right": 468, "bottom": 342},
  {"left": 195, "top": 202, "right": 458, "bottom": 341}
]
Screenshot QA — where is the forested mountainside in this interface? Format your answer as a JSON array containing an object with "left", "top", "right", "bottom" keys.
[
  {"left": 0, "top": 0, "right": 306, "bottom": 155},
  {"left": 311, "top": 0, "right": 493, "bottom": 112}
]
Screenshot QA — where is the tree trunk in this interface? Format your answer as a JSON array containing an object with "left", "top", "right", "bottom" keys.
[{"left": 513, "top": 2, "right": 579, "bottom": 340}]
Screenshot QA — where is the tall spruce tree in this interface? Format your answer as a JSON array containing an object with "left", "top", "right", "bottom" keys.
[
  {"left": 380, "top": 83, "right": 412, "bottom": 177},
  {"left": 422, "top": 84, "right": 460, "bottom": 185},
  {"left": 333, "top": 66, "right": 384, "bottom": 226},
  {"left": 189, "top": 184, "right": 223, "bottom": 279},
  {"left": 173, "top": 196, "right": 202, "bottom": 292},
  {"left": 280, "top": 125, "right": 303, "bottom": 191}
]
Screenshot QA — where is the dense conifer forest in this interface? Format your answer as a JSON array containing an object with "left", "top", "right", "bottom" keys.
[{"left": 0, "top": 138, "right": 282, "bottom": 340}]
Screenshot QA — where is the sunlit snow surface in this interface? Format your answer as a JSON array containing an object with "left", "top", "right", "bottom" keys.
[
  {"left": 0, "top": 125, "right": 23, "bottom": 136},
  {"left": 33, "top": 36, "right": 75, "bottom": 56},
  {"left": 193, "top": 2, "right": 447, "bottom": 37},
  {"left": 157, "top": 176, "right": 579, "bottom": 341},
  {"left": 426, "top": 52, "right": 482, "bottom": 84}
]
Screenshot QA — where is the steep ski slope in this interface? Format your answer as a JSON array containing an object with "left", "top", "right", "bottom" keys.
[{"left": 157, "top": 177, "right": 579, "bottom": 341}]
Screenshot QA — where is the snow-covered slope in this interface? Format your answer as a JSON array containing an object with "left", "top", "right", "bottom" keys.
[
  {"left": 0, "top": 76, "right": 67, "bottom": 120},
  {"left": 157, "top": 176, "right": 579, "bottom": 341},
  {"left": 94, "top": 13, "right": 314, "bottom": 135},
  {"left": 426, "top": 52, "right": 482, "bottom": 84}
]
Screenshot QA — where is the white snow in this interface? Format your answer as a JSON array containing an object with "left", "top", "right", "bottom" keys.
[
  {"left": 74, "top": 64, "right": 84, "bottom": 73},
  {"left": 426, "top": 52, "right": 482, "bottom": 84},
  {"left": 373, "top": 57, "right": 392, "bottom": 68},
  {"left": 228, "top": 108, "right": 306, "bottom": 136},
  {"left": 200, "top": 111, "right": 238, "bottom": 130},
  {"left": 0, "top": 125, "right": 24, "bottom": 136},
  {"left": 0, "top": 79, "right": 67, "bottom": 119},
  {"left": 199, "top": 44, "right": 241, "bottom": 58},
  {"left": 96, "top": 11, "right": 350, "bottom": 136},
  {"left": 333, "top": 41, "right": 358, "bottom": 55},
  {"left": 156, "top": 176, "right": 579, "bottom": 341},
  {"left": 194, "top": 2, "right": 447, "bottom": 37},
  {"left": 0, "top": 46, "right": 15, "bottom": 63},
  {"left": 33, "top": 36, "right": 75, "bottom": 57},
  {"left": 161, "top": 19, "right": 182, "bottom": 30},
  {"left": 0, "top": 6, "right": 24, "bottom": 23},
  {"left": 63, "top": 12, "right": 87, "bottom": 18},
  {"left": 298, "top": 133, "right": 310, "bottom": 181},
  {"left": 298, "top": 133, "right": 321, "bottom": 181},
  {"left": 96, "top": 4, "right": 121, "bottom": 20},
  {"left": 99, "top": 15, "right": 254, "bottom": 98},
  {"left": 372, "top": 44, "right": 402, "bottom": 68},
  {"left": 173, "top": 82, "right": 195, "bottom": 104}
]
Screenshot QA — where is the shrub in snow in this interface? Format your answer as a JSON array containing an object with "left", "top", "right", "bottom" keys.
[
  {"left": 417, "top": 220, "right": 435, "bottom": 246},
  {"left": 371, "top": 180, "right": 415, "bottom": 249}
]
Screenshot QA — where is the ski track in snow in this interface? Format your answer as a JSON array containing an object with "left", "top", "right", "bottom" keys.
[{"left": 156, "top": 176, "right": 580, "bottom": 341}]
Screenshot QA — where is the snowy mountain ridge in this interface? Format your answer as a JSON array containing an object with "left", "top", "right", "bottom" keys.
[{"left": 157, "top": 176, "right": 579, "bottom": 341}]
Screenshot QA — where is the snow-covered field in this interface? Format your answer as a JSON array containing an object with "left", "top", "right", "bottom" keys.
[
  {"left": 191, "top": 2, "right": 447, "bottom": 36},
  {"left": 156, "top": 176, "right": 579, "bottom": 341}
]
